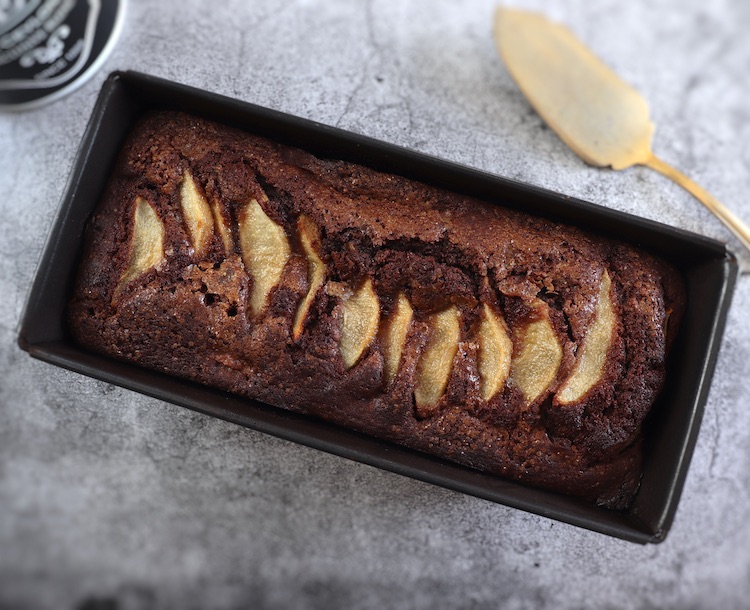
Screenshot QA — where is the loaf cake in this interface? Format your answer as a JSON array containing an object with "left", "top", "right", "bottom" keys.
[{"left": 69, "top": 111, "right": 685, "bottom": 508}]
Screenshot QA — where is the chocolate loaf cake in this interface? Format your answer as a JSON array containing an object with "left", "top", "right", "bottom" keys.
[{"left": 69, "top": 111, "right": 685, "bottom": 508}]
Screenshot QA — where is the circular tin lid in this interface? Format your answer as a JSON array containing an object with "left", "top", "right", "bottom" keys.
[{"left": 0, "top": 0, "right": 125, "bottom": 111}]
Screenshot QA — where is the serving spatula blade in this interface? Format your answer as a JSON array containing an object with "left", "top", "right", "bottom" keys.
[{"left": 493, "top": 6, "right": 750, "bottom": 261}]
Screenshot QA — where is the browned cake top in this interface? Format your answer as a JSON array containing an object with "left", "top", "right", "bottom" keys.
[{"left": 69, "top": 111, "right": 685, "bottom": 507}]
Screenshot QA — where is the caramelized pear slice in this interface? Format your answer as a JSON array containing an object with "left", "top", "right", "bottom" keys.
[
  {"left": 383, "top": 293, "right": 414, "bottom": 385},
  {"left": 210, "top": 199, "right": 233, "bottom": 254},
  {"left": 478, "top": 303, "right": 513, "bottom": 401},
  {"left": 180, "top": 171, "right": 214, "bottom": 257},
  {"left": 509, "top": 304, "right": 563, "bottom": 404},
  {"left": 292, "top": 215, "right": 326, "bottom": 340},
  {"left": 119, "top": 196, "right": 165, "bottom": 287},
  {"left": 414, "top": 306, "right": 460, "bottom": 409},
  {"left": 557, "top": 271, "right": 616, "bottom": 404},
  {"left": 340, "top": 278, "right": 380, "bottom": 368},
  {"left": 238, "top": 198, "right": 292, "bottom": 317}
]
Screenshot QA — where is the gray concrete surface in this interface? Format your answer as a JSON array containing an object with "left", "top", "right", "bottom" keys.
[{"left": 2, "top": 0, "right": 750, "bottom": 608}]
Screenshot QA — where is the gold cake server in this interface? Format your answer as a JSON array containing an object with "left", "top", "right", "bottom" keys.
[{"left": 493, "top": 7, "right": 750, "bottom": 259}]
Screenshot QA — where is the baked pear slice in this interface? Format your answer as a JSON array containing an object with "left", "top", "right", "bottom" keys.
[
  {"left": 292, "top": 215, "right": 326, "bottom": 340},
  {"left": 118, "top": 196, "right": 165, "bottom": 288},
  {"left": 508, "top": 302, "right": 563, "bottom": 405},
  {"left": 180, "top": 171, "right": 214, "bottom": 258},
  {"left": 238, "top": 198, "right": 292, "bottom": 317},
  {"left": 382, "top": 293, "right": 414, "bottom": 385},
  {"left": 340, "top": 278, "right": 380, "bottom": 368},
  {"left": 478, "top": 303, "right": 513, "bottom": 401},
  {"left": 414, "top": 305, "right": 460, "bottom": 410},
  {"left": 557, "top": 271, "right": 616, "bottom": 404},
  {"left": 210, "top": 199, "right": 233, "bottom": 254}
]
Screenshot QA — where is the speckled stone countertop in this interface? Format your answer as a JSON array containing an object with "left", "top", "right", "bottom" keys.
[{"left": 2, "top": 1, "right": 749, "bottom": 608}]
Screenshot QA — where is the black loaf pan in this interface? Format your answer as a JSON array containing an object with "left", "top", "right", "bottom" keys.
[{"left": 18, "top": 71, "right": 737, "bottom": 544}]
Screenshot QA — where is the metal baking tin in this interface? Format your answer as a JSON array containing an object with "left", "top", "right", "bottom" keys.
[{"left": 18, "top": 71, "right": 737, "bottom": 544}]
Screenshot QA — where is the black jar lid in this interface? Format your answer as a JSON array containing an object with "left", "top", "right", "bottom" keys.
[{"left": 0, "top": 0, "right": 125, "bottom": 111}]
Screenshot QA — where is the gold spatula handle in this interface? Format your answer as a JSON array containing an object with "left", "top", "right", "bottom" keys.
[{"left": 644, "top": 154, "right": 750, "bottom": 254}]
